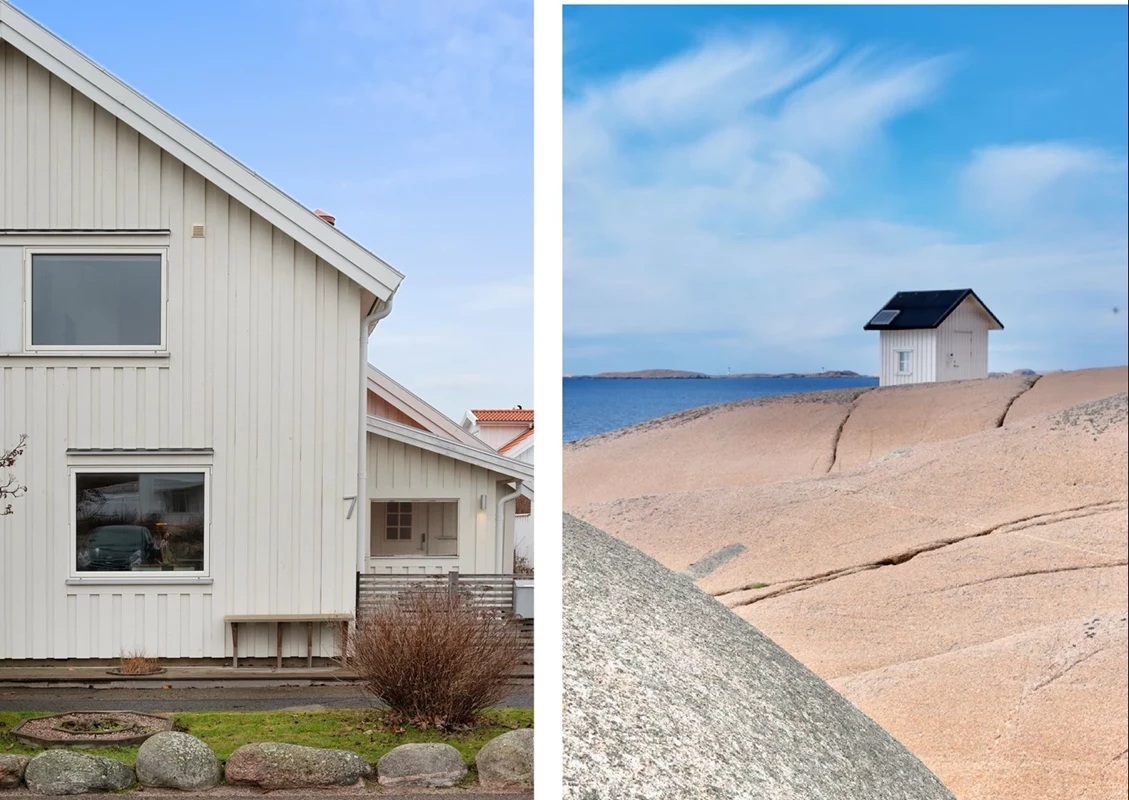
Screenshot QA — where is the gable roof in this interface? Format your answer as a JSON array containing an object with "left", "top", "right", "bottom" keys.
[
  {"left": 863, "top": 289, "right": 1004, "bottom": 331},
  {"left": 498, "top": 426, "right": 534, "bottom": 456},
  {"left": 0, "top": 2, "right": 403, "bottom": 301},
  {"left": 367, "top": 415, "right": 534, "bottom": 485},
  {"left": 367, "top": 366, "right": 489, "bottom": 450}
]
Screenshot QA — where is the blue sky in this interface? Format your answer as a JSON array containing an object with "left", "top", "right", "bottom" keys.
[
  {"left": 564, "top": 4, "right": 1129, "bottom": 376},
  {"left": 21, "top": 0, "right": 531, "bottom": 417}
]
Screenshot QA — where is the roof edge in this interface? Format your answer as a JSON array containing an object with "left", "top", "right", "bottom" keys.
[
  {"left": 367, "top": 416, "right": 534, "bottom": 482},
  {"left": 863, "top": 289, "right": 1004, "bottom": 331},
  {"left": 366, "top": 366, "right": 490, "bottom": 450}
]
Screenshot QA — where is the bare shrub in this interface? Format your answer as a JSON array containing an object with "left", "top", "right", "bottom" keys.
[
  {"left": 2, "top": 434, "right": 28, "bottom": 516},
  {"left": 351, "top": 590, "right": 523, "bottom": 726},
  {"left": 117, "top": 649, "right": 162, "bottom": 675},
  {"left": 513, "top": 551, "right": 533, "bottom": 576}
]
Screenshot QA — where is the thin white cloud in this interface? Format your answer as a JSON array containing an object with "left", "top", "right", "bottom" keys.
[
  {"left": 565, "top": 33, "right": 949, "bottom": 235},
  {"left": 961, "top": 142, "right": 1127, "bottom": 221},
  {"left": 773, "top": 49, "right": 951, "bottom": 155}
]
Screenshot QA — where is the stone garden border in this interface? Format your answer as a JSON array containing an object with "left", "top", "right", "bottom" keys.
[{"left": 5, "top": 725, "right": 533, "bottom": 793}]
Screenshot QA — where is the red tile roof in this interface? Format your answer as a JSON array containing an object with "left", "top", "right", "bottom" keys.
[
  {"left": 472, "top": 409, "right": 534, "bottom": 423},
  {"left": 498, "top": 427, "right": 534, "bottom": 454}
]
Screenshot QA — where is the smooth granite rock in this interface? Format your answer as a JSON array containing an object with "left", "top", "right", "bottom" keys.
[
  {"left": 562, "top": 514, "right": 958, "bottom": 800},
  {"left": 135, "top": 731, "right": 222, "bottom": 790},
  {"left": 476, "top": 729, "right": 533, "bottom": 789},
  {"left": 23, "top": 751, "right": 134, "bottom": 795},
  {"left": 376, "top": 743, "right": 467, "bottom": 788},
  {"left": 224, "top": 742, "right": 371, "bottom": 789},
  {"left": 0, "top": 755, "right": 29, "bottom": 789}
]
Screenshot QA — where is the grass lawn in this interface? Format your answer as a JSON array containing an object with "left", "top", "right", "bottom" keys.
[{"left": 0, "top": 708, "right": 533, "bottom": 773}]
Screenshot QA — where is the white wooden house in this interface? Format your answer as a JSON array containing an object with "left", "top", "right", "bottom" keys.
[
  {"left": 461, "top": 408, "right": 534, "bottom": 569},
  {"left": 366, "top": 368, "right": 532, "bottom": 576},
  {"left": 864, "top": 289, "right": 1004, "bottom": 387},
  {"left": 0, "top": 4, "right": 530, "bottom": 663}
]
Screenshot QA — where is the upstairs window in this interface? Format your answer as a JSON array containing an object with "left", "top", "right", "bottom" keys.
[
  {"left": 896, "top": 350, "right": 913, "bottom": 374},
  {"left": 29, "top": 252, "right": 164, "bottom": 349}
]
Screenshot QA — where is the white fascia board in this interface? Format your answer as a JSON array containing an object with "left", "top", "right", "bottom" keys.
[
  {"left": 367, "top": 416, "right": 534, "bottom": 482},
  {"left": 366, "top": 366, "right": 490, "bottom": 450},
  {"left": 502, "top": 433, "right": 534, "bottom": 460},
  {"left": 0, "top": 4, "right": 403, "bottom": 301},
  {"left": 966, "top": 293, "right": 1004, "bottom": 331},
  {"left": 460, "top": 410, "right": 480, "bottom": 432}
]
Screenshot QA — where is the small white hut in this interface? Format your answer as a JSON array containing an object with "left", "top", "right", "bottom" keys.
[{"left": 864, "top": 289, "right": 1004, "bottom": 386}]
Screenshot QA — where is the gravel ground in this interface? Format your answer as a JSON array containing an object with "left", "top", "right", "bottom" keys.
[{"left": 0, "top": 684, "right": 533, "bottom": 713}]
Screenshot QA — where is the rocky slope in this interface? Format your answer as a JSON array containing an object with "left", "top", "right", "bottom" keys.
[
  {"left": 563, "top": 515, "right": 956, "bottom": 800},
  {"left": 565, "top": 367, "right": 1128, "bottom": 800}
]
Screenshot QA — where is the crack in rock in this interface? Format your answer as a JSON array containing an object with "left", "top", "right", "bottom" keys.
[
  {"left": 717, "top": 501, "right": 1126, "bottom": 606},
  {"left": 826, "top": 397, "right": 861, "bottom": 474},
  {"left": 996, "top": 374, "right": 1042, "bottom": 427},
  {"left": 921, "top": 561, "right": 1128, "bottom": 595}
]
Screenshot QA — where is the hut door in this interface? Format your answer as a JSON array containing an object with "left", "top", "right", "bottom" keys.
[{"left": 951, "top": 332, "right": 972, "bottom": 379}]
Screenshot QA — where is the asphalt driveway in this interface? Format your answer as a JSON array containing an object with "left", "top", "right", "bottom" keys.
[{"left": 0, "top": 683, "right": 533, "bottom": 713}]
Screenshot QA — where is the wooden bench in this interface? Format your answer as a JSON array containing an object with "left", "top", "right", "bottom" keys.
[{"left": 224, "top": 614, "right": 352, "bottom": 669}]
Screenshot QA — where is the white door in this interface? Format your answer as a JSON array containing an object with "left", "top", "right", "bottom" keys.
[{"left": 947, "top": 332, "right": 973, "bottom": 380}]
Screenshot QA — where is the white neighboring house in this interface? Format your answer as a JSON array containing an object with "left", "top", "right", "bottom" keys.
[
  {"left": 0, "top": 5, "right": 530, "bottom": 662},
  {"left": 462, "top": 409, "right": 534, "bottom": 570},
  {"left": 865, "top": 289, "right": 1004, "bottom": 387},
  {"left": 366, "top": 368, "right": 532, "bottom": 576}
]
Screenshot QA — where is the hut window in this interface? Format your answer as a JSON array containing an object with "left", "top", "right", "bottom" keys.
[{"left": 896, "top": 350, "right": 913, "bottom": 374}]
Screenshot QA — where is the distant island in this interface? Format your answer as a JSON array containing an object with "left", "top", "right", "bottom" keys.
[{"left": 570, "top": 369, "right": 872, "bottom": 379}]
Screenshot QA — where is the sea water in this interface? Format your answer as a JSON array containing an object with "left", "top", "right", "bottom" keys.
[{"left": 564, "top": 376, "right": 878, "bottom": 442}]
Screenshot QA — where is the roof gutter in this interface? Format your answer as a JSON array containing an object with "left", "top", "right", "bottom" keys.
[{"left": 357, "top": 295, "right": 395, "bottom": 575}]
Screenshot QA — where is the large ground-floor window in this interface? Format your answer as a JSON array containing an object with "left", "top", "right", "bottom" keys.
[
  {"left": 370, "top": 500, "right": 458, "bottom": 557},
  {"left": 74, "top": 470, "right": 208, "bottom": 575}
]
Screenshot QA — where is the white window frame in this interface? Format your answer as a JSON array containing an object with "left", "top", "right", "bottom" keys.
[
  {"left": 69, "top": 465, "right": 211, "bottom": 583},
  {"left": 895, "top": 349, "right": 913, "bottom": 375},
  {"left": 371, "top": 497, "right": 460, "bottom": 557},
  {"left": 24, "top": 246, "right": 169, "bottom": 353},
  {"left": 385, "top": 501, "right": 413, "bottom": 541}
]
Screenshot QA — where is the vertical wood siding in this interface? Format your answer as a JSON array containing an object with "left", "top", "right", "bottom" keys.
[
  {"left": 878, "top": 329, "right": 937, "bottom": 386},
  {"left": 935, "top": 297, "right": 991, "bottom": 381},
  {"left": 367, "top": 393, "right": 425, "bottom": 431},
  {"left": 0, "top": 43, "right": 361, "bottom": 659},
  {"left": 367, "top": 432, "right": 506, "bottom": 575},
  {"left": 474, "top": 424, "right": 528, "bottom": 450}
]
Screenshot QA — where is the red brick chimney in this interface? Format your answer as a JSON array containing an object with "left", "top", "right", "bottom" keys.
[{"left": 313, "top": 209, "right": 336, "bottom": 226}]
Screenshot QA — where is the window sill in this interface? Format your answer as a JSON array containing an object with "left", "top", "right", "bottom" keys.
[
  {"left": 66, "top": 576, "right": 212, "bottom": 586},
  {"left": 2, "top": 351, "right": 169, "bottom": 358},
  {"left": 1, "top": 352, "right": 171, "bottom": 367},
  {"left": 368, "top": 556, "right": 457, "bottom": 559}
]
